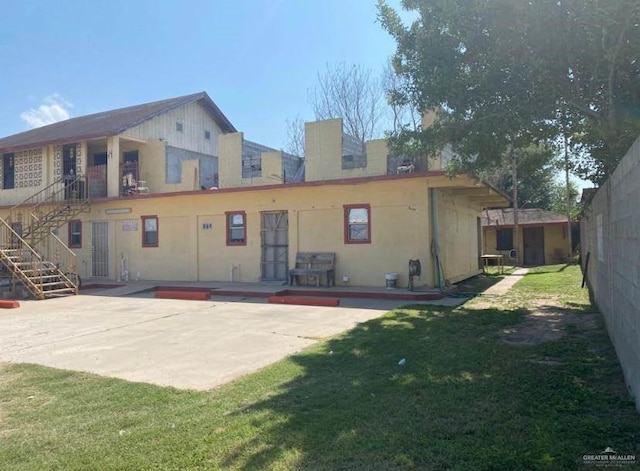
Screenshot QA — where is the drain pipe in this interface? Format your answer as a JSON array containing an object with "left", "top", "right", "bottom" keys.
[
  {"left": 120, "top": 253, "right": 129, "bottom": 283},
  {"left": 430, "top": 188, "right": 443, "bottom": 289}
]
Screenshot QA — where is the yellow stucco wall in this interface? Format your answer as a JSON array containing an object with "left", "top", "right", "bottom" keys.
[
  {"left": 483, "top": 224, "right": 569, "bottom": 265},
  {"left": 305, "top": 119, "right": 343, "bottom": 182},
  {"left": 483, "top": 227, "right": 499, "bottom": 255},
  {"left": 436, "top": 190, "right": 483, "bottom": 283},
  {"left": 48, "top": 177, "right": 463, "bottom": 287},
  {"left": 218, "top": 133, "right": 285, "bottom": 188},
  {"left": 543, "top": 224, "right": 569, "bottom": 262},
  {"left": 218, "top": 133, "right": 243, "bottom": 188},
  {"left": 0, "top": 168, "right": 503, "bottom": 287},
  {"left": 304, "top": 119, "right": 389, "bottom": 182}
]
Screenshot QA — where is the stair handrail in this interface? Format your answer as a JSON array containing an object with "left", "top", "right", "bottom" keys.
[
  {"left": 0, "top": 217, "right": 47, "bottom": 297},
  {"left": 0, "top": 218, "right": 78, "bottom": 297},
  {"left": 0, "top": 218, "right": 45, "bottom": 263},
  {"left": 34, "top": 230, "right": 78, "bottom": 277},
  {"left": 8, "top": 173, "right": 86, "bottom": 211},
  {"left": 6, "top": 173, "right": 88, "bottom": 226}
]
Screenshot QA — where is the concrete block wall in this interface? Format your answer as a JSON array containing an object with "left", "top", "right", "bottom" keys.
[
  {"left": 218, "top": 133, "right": 285, "bottom": 188},
  {"left": 581, "top": 135, "right": 640, "bottom": 411}
]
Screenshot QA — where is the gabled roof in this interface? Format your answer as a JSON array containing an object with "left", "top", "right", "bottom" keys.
[
  {"left": 482, "top": 208, "right": 568, "bottom": 227},
  {"left": 0, "top": 92, "right": 236, "bottom": 152}
]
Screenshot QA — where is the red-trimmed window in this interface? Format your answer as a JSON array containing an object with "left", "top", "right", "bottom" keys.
[
  {"left": 226, "top": 211, "right": 246, "bottom": 246},
  {"left": 142, "top": 215, "right": 159, "bottom": 247},
  {"left": 344, "top": 204, "right": 371, "bottom": 244},
  {"left": 68, "top": 220, "right": 82, "bottom": 248}
]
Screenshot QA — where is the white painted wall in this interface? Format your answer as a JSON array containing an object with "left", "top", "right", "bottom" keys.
[{"left": 121, "top": 101, "right": 223, "bottom": 156}]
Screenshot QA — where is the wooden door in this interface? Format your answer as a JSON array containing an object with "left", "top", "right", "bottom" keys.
[{"left": 523, "top": 226, "right": 545, "bottom": 265}]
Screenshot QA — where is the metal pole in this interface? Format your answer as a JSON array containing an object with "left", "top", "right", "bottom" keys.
[
  {"left": 564, "top": 133, "right": 573, "bottom": 258},
  {"left": 511, "top": 146, "right": 520, "bottom": 265}
]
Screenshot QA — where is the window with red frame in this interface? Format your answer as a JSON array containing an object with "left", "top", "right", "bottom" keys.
[
  {"left": 226, "top": 211, "right": 246, "bottom": 246},
  {"left": 142, "top": 216, "right": 158, "bottom": 247},
  {"left": 68, "top": 220, "right": 82, "bottom": 248},
  {"left": 344, "top": 204, "right": 371, "bottom": 244}
]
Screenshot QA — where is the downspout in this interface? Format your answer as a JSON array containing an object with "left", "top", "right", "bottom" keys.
[
  {"left": 430, "top": 188, "right": 443, "bottom": 288},
  {"left": 120, "top": 253, "right": 129, "bottom": 282}
]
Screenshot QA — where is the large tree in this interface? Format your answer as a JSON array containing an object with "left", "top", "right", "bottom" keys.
[
  {"left": 284, "top": 115, "right": 305, "bottom": 157},
  {"left": 378, "top": 0, "right": 640, "bottom": 184},
  {"left": 478, "top": 145, "right": 559, "bottom": 211},
  {"left": 309, "top": 62, "right": 385, "bottom": 142}
]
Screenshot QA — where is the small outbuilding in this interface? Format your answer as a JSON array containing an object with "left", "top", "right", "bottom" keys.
[{"left": 482, "top": 208, "right": 575, "bottom": 266}]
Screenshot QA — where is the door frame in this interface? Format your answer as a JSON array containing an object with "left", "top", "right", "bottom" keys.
[
  {"left": 91, "top": 221, "right": 110, "bottom": 277},
  {"left": 260, "top": 211, "right": 289, "bottom": 281},
  {"left": 62, "top": 144, "right": 77, "bottom": 177},
  {"left": 523, "top": 226, "right": 545, "bottom": 266},
  {"left": 2, "top": 153, "right": 15, "bottom": 189}
]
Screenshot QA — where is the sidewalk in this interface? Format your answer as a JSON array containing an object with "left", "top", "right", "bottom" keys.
[{"left": 482, "top": 267, "right": 530, "bottom": 296}]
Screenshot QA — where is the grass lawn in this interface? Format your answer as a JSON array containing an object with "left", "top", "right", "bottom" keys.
[
  {"left": 1, "top": 264, "right": 637, "bottom": 470},
  {"left": 455, "top": 264, "right": 518, "bottom": 293}
]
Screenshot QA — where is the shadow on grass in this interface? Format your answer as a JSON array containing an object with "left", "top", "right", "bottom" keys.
[
  {"left": 221, "top": 303, "right": 639, "bottom": 470},
  {"left": 455, "top": 272, "right": 509, "bottom": 294},
  {"left": 521, "top": 264, "right": 575, "bottom": 275}
]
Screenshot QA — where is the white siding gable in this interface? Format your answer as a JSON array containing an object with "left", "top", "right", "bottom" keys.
[{"left": 121, "top": 101, "right": 223, "bottom": 155}]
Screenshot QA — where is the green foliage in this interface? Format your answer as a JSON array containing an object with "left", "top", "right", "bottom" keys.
[
  {"left": 549, "top": 180, "right": 581, "bottom": 220},
  {"left": 378, "top": 0, "right": 640, "bottom": 184},
  {"left": 478, "top": 144, "right": 560, "bottom": 210}
]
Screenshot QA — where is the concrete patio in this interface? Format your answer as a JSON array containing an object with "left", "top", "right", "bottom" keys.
[{"left": 0, "top": 282, "right": 468, "bottom": 390}]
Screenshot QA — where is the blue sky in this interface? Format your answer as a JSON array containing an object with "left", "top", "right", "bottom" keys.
[
  {"left": 0, "top": 0, "right": 403, "bottom": 149},
  {"left": 0, "top": 0, "right": 591, "bottom": 190}
]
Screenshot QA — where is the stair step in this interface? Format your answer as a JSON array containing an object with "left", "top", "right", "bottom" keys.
[
  {"left": 31, "top": 279, "right": 72, "bottom": 286},
  {"left": 43, "top": 288, "right": 76, "bottom": 294}
]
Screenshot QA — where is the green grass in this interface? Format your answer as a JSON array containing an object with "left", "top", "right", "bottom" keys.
[
  {"left": 487, "top": 264, "right": 593, "bottom": 314},
  {"left": 1, "top": 264, "right": 637, "bottom": 470},
  {"left": 455, "top": 264, "right": 518, "bottom": 293}
]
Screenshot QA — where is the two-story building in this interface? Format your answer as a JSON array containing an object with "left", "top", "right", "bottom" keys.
[{"left": 0, "top": 92, "right": 508, "bottom": 298}]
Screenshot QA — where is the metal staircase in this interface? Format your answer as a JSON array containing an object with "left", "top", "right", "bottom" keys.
[{"left": 0, "top": 174, "right": 89, "bottom": 299}]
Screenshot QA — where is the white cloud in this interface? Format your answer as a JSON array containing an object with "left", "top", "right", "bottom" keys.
[{"left": 20, "top": 94, "right": 73, "bottom": 128}]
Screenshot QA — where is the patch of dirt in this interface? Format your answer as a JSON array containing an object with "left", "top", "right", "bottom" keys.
[
  {"left": 500, "top": 304, "right": 599, "bottom": 347},
  {"left": 466, "top": 300, "right": 495, "bottom": 310},
  {"left": 525, "top": 357, "right": 564, "bottom": 366}
]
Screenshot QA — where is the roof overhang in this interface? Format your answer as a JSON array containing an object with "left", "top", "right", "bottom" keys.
[{"left": 440, "top": 186, "right": 510, "bottom": 208}]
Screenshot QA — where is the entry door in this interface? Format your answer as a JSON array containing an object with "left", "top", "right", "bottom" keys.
[
  {"left": 523, "top": 226, "right": 545, "bottom": 266},
  {"left": 122, "top": 151, "right": 140, "bottom": 180},
  {"left": 91, "top": 221, "right": 109, "bottom": 277},
  {"left": 63, "top": 144, "right": 77, "bottom": 177},
  {"left": 2, "top": 153, "right": 15, "bottom": 189},
  {"left": 261, "top": 211, "right": 288, "bottom": 281}
]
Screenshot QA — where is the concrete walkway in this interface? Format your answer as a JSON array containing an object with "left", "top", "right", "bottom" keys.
[{"left": 482, "top": 267, "right": 530, "bottom": 296}]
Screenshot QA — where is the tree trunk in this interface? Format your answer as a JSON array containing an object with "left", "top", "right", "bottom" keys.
[
  {"left": 564, "top": 133, "right": 573, "bottom": 259},
  {"left": 511, "top": 146, "right": 520, "bottom": 266}
]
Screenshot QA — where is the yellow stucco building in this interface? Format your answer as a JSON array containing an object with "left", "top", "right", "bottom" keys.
[{"left": 0, "top": 92, "right": 508, "bottom": 298}]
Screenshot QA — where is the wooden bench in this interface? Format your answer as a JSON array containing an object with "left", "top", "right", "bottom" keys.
[{"left": 288, "top": 252, "right": 336, "bottom": 287}]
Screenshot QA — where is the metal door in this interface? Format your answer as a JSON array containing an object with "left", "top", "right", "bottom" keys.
[
  {"left": 63, "top": 144, "right": 77, "bottom": 177},
  {"left": 261, "top": 211, "right": 288, "bottom": 281},
  {"left": 523, "top": 226, "right": 545, "bottom": 265},
  {"left": 91, "top": 221, "right": 109, "bottom": 277}
]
